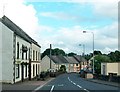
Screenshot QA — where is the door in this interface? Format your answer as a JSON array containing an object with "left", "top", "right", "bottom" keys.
[{"left": 21, "top": 63, "right": 24, "bottom": 82}]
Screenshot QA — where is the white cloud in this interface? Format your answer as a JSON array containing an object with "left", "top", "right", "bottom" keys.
[
  {"left": 0, "top": 0, "right": 39, "bottom": 39},
  {"left": 40, "top": 12, "right": 76, "bottom": 20},
  {"left": 92, "top": 1, "right": 118, "bottom": 20},
  {"left": 0, "top": 0, "right": 118, "bottom": 54}
]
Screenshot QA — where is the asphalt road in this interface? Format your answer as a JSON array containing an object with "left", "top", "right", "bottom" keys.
[{"left": 36, "top": 73, "right": 119, "bottom": 92}]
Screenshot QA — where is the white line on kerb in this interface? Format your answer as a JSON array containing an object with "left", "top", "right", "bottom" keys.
[{"left": 50, "top": 85, "right": 55, "bottom": 92}]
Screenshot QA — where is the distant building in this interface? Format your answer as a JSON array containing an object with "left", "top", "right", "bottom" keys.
[
  {"left": 41, "top": 55, "right": 88, "bottom": 73},
  {"left": 0, "top": 16, "right": 41, "bottom": 84},
  {"left": 101, "top": 62, "right": 120, "bottom": 76}
]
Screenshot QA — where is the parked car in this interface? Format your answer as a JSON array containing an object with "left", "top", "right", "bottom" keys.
[{"left": 48, "top": 69, "right": 56, "bottom": 77}]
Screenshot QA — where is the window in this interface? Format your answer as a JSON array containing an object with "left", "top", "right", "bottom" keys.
[
  {"left": 25, "top": 64, "right": 27, "bottom": 77},
  {"left": 76, "top": 64, "right": 78, "bottom": 66},
  {"left": 33, "top": 50, "right": 35, "bottom": 61},
  {"left": 22, "top": 45, "right": 24, "bottom": 60},
  {"left": 28, "top": 48, "right": 30, "bottom": 59},
  {"left": 33, "top": 64, "right": 35, "bottom": 76},
  {"left": 16, "top": 64, "right": 19, "bottom": 78},
  {"left": 17, "top": 42, "right": 19, "bottom": 59},
  {"left": 36, "top": 64, "right": 37, "bottom": 76},
  {"left": 26, "top": 52, "right": 27, "bottom": 60},
  {"left": 36, "top": 51, "right": 37, "bottom": 61},
  {"left": 38, "top": 64, "right": 39, "bottom": 74}
]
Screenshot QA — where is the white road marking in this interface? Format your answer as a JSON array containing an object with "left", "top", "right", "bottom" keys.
[
  {"left": 32, "top": 78, "right": 54, "bottom": 92},
  {"left": 77, "top": 85, "right": 82, "bottom": 88},
  {"left": 84, "top": 88, "right": 90, "bottom": 92},
  {"left": 32, "top": 85, "right": 44, "bottom": 92},
  {"left": 73, "top": 82, "right": 76, "bottom": 85},
  {"left": 68, "top": 76, "right": 89, "bottom": 92},
  {"left": 58, "top": 84, "right": 64, "bottom": 86},
  {"left": 50, "top": 85, "right": 55, "bottom": 92}
]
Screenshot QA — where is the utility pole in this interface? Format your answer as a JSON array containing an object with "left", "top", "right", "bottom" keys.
[{"left": 50, "top": 44, "right": 52, "bottom": 69}]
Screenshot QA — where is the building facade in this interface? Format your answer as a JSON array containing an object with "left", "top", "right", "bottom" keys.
[
  {"left": 0, "top": 16, "right": 41, "bottom": 84},
  {"left": 101, "top": 62, "right": 120, "bottom": 76}
]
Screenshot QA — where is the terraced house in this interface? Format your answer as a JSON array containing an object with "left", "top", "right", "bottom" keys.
[{"left": 0, "top": 16, "right": 41, "bottom": 84}]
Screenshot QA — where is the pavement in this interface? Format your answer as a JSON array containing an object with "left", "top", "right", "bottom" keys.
[
  {"left": 1, "top": 77, "right": 55, "bottom": 91},
  {"left": 85, "top": 78, "right": 120, "bottom": 87}
]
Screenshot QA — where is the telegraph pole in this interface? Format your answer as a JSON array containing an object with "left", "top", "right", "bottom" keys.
[{"left": 50, "top": 44, "right": 52, "bottom": 69}]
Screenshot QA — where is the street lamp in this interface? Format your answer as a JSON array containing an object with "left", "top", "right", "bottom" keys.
[
  {"left": 83, "top": 31, "right": 95, "bottom": 74},
  {"left": 79, "top": 44, "right": 85, "bottom": 57}
]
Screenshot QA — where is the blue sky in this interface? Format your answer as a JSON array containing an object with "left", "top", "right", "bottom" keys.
[{"left": 0, "top": 0, "right": 118, "bottom": 54}]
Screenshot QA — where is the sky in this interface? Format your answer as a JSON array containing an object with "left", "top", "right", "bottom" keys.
[{"left": 0, "top": 0, "right": 119, "bottom": 55}]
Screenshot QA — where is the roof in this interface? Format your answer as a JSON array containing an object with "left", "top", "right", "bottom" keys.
[
  {"left": 48, "top": 55, "right": 69, "bottom": 64},
  {"left": 73, "top": 55, "right": 87, "bottom": 63},
  {"left": 0, "top": 15, "right": 41, "bottom": 47},
  {"left": 47, "top": 55, "right": 79, "bottom": 64},
  {"left": 64, "top": 56, "right": 79, "bottom": 64}
]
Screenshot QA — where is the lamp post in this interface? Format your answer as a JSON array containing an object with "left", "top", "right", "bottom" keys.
[
  {"left": 79, "top": 44, "right": 85, "bottom": 57},
  {"left": 83, "top": 31, "right": 94, "bottom": 74}
]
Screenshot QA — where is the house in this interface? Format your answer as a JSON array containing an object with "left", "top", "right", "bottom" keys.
[
  {"left": 41, "top": 55, "right": 69, "bottom": 72},
  {"left": 0, "top": 16, "right": 41, "bottom": 84},
  {"left": 41, "top": 55, "right": 56, "bottom": 72},
  {"left": 73, "top": 55, "right": 89, "bottom": 71},
  {"left": 101, "top": 62, "right": 120, "bottom": 76},
  {"left": 41, "top": 55, "right": 82, "bottom": 73},
  {"left": 64, "top": 56, "right": 80, "bottom": 73}
]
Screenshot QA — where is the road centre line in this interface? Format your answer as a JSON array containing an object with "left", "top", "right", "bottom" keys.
[
  {"left": 77, "top": 85, "right": 82, "bottom": 88},
  {"left": 50, "top": 85, "right": 55, "bottom": 92},
  {"left": 84, "top": 89, "right": 90, "bottom": 92},
  {"left": 68, "top": 77, "right": 89, "bottom": 92}
]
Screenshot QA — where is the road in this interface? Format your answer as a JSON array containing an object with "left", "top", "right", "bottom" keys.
[{"left": 35, "top": 73, "right": 119, "bottom": 92}]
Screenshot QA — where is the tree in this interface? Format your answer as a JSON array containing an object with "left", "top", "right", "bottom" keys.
[
  {"left": 94, "top": 55, "right": 111, "bottom": 74},
  {"left": 67, "top": 52, "right": 77, "bottom": 56},
  {"left": 41, "top": 48, "right": 66, "bottom": 59},
  {"left": 53, "top": 48, "right": 66, "bottom": 56},
  {"left": 94, "top": 50, "right": 102, "bottom": 55},
  {"left": 108, "top": 50, "right": 120, "bottom": 62},
  {"left": 59, "top": 65, "right": 66, "bottom": 72}
]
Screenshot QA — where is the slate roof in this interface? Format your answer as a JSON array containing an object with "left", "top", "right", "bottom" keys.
[
  {"left": 64, "top": 56, "right": 79, "bottom": 64},
  {"left": 47, "top": 55, "right": 80, "bottom": 64},
  {"left": 73, "top": 55, "right": 87, "bottom": 63},
  {"left": 0, "top": 15, "right": 41, "bottom": 47},
  {"left": 48, "top": 55, "right": 69, "bottom": 64}
]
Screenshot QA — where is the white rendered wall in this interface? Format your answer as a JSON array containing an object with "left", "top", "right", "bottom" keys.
[
  {"left": 0, "top": 22, "right": 14, "bottom": 83},
  {"left": 15, "top": 36, "right": 31, "bottom": 82}
]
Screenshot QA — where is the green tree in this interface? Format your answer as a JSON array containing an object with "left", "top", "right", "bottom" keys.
[
  {"left": 59, "top": 65, "right": 66, "bottom": 72},
  {"left": 41, "top": 48, "right": 66, "bottom": 59},
  {"left": 94, "top": 55, "right": 111, "bottom": 74},
  {"left": 108, "top": 50, "right": 120, "bottom": 62},
  {"left": 67, "top": 52, "right": 77, "bottom": 56}
]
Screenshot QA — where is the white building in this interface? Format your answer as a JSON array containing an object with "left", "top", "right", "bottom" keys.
[
  {"left": 0, "top": 16, "right": 41, "bottom": 84},
  {"left": 101, "top": 62, "right": 120, "bottom": 76}
]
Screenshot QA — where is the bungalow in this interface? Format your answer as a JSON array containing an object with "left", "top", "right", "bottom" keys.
[
  {"left": 0, "top": 16, "right": 41, "bottom": 84},
  {"left": 101, "top": 62, "right": 120, "bottom": 76}
]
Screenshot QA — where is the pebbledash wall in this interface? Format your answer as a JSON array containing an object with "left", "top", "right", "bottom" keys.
[{"left": 0, "top": 22, "right": 14, "bottom": 83}]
